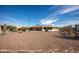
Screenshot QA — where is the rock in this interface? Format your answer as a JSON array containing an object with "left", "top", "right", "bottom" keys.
[
  {"left": 68, "top": 47, "right": 75, "bottom": 53},
  {"left": 53, "top": 48, "right": 59, "bottom": 52},
  {"left": 0, "top": 49, "right": 8, "bottom": 53},
  {"left": 64, "top": 49, "right": 69, "bottom": 53}
]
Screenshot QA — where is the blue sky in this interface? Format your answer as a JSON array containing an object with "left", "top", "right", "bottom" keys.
[{"left": 0, "top": 5, "right": 79, "bottom": 27}]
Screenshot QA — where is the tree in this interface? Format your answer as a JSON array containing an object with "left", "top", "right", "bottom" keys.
[
  {"left": 1, "top": 24, "right": 7, "bottom": 35},
  {"left": 21, "top": 27, "right": 27, "bottom": 32},
  {"left": 7, "top": 25, "right": 17, "bottom": 32}
]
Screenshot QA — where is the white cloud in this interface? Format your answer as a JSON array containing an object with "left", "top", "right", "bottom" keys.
[
  {"left": 60, "top": 6, "right": 79, "bottom": 14},
  {"left": 0, "top": 16, "right": 20, "bottom": 26},
  {"left": 40, "top": 6, "right": 79, "bottom": 26},
  {"left": 4, "top": 16, "right": 19, "bottom": 22},
  {"left": 0, "top": 20, "right": 15, "bottom": 25},
  {"left": 55, "top": 19, "right": 79, "bottom": 27},
  {"left": 50, "top": 6, "right": 79, "bottom": 15},
  {"left": 40, "top": 19, "right": 53, "bottom": 25},
  {"left": 40, "top": 18, "right": 59, "bottom": 25}
]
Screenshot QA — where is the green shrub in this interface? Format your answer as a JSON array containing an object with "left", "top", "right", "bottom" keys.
[{"left": 43, "top": 27, "right": 52, "bottom": 32}]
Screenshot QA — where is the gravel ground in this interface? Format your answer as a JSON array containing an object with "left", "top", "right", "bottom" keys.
[{"left": 0, "top": 31, "right": 79, "bottom": 53}]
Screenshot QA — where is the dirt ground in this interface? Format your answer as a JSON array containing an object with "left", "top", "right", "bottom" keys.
[{"left": 0, "top": 31, "right": 79, "bottom": 53}]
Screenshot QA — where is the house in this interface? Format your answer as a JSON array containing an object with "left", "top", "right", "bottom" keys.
[{"left": 29, "top": 25, "right": 53, "bottom": 31}]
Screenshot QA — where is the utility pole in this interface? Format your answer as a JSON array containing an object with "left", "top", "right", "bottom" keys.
[
  {"left": 53, "top": 21, "right": 54, "bottom": 27},
  {"left": 28, "top": 19, "right": 31, "bottom": 31}
]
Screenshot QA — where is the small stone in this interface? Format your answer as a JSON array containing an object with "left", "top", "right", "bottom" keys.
[
  {"left": 53, "top": 48, "right": 59, "bottom": 52},
  {"left": 64, "top": 49, "right": 69, "bottom": 53}
]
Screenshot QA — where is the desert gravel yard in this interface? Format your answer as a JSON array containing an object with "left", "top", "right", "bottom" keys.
[{"left": 0, "top": 31, "right": 79, "bottom": 53}]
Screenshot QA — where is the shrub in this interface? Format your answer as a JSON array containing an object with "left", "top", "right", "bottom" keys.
[
  {"left": 1, "top": 24, "right": 7, "bottom": 35},
  {"left": 43, "top": 27, "right": 52, "bottom": 32}
]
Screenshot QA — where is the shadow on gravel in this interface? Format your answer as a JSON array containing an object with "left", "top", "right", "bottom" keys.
[{"left": 54, "top": 35, "right": 79, "bottom": 40}]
